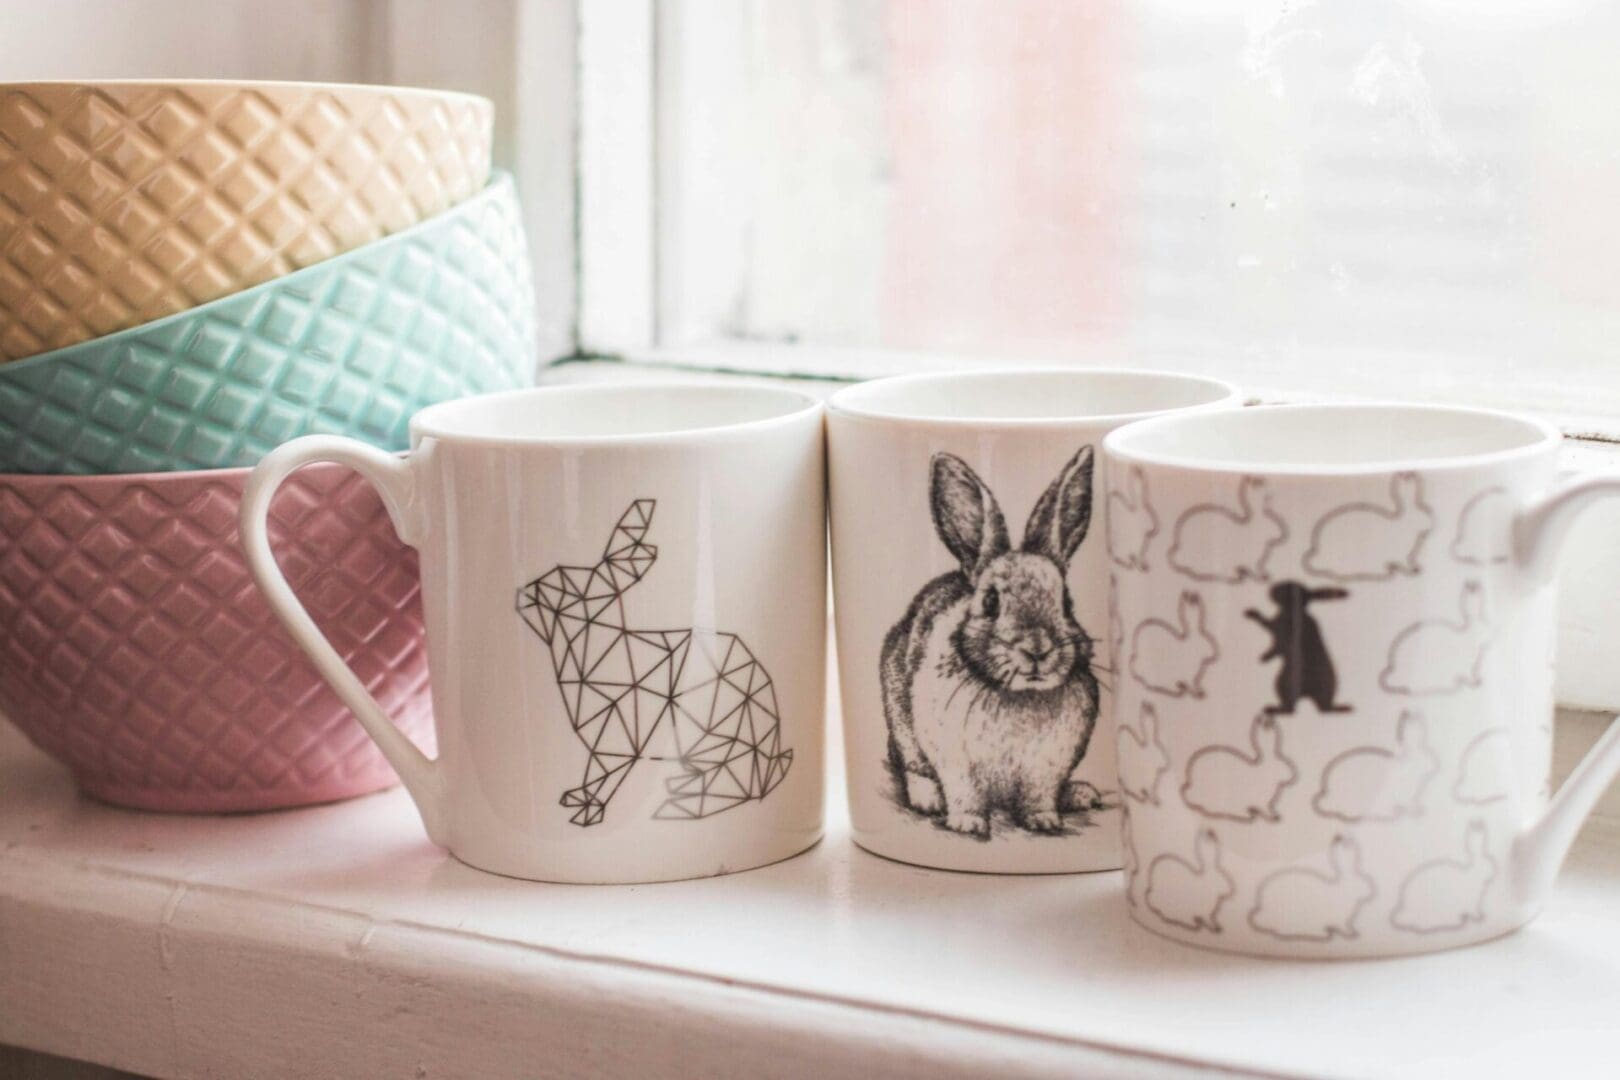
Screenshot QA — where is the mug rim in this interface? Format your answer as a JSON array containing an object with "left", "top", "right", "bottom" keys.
[
  {"left": 825, "top": 367, "right": 1242, "bottom": 428},
  {"left": 1104, "top": 401, "right": 1562, "bottom": 476},
  {"left": 409, "top": 382, "right": 823, "bottom": 446}
]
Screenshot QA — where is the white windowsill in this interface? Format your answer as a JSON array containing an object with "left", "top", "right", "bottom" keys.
[{"left": 2, "top": 700, "right": 1618, "bottom": 1080}]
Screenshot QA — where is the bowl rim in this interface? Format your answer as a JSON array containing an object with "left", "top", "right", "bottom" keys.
[
  {"left": 0, "top": 453, "right": 403, "bottom": 487},
  {"left": 0, "top": 171, "right": 517, "bottom": 376},
  {"left": 0, "top": 78, "right": 492, "bottom": 110}
]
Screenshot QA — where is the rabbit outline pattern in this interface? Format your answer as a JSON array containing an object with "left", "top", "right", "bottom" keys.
[
  {"left": 1381, "top": 581, "right": 1492, "bottom": 696},
  {"left": 1107, "top": 465, "right": 1158, "bottom": 571},
  {"left": 1313, "top": 710, "right": 1438, "bottom": 822},
  {"left": 1130, "top": 591, "right": 1219, "bottom": 698},
  {"left": 1304, "top": 472, "right": 1433, "bottom": 582},
  {"left": 1121, "top": 806, "right": 1145, "bottom": 909},
  {"left": 1144, "top": 828, "right": 1235, "bottom": 933},
  {"left": 1181, "top": 713, "right": 1298, "bottom": 823},
  {"left": 517, "top": 500, "right": 793, "bottom": 826},
  {"left": 1452, "top": 487, "right": 1515, "bottom": 566},
  {"left": 1390, "top": 821, "right": 1497, "bottom": 934},
  {"left": 1247, "top": 835, "right": 1377, "bottom": 943},
  {"left": 1117, "top": 701, "right": 1171, "bottom": 805},
  {"left": 1453, "top": 728, "right": 1514, "bottom": 805},
  {"left": 880, "top": 447, "right": 1104, "bottom": 839},
  {"left": 1167, "top": 476, "right": 1287, "bottom": 584}
]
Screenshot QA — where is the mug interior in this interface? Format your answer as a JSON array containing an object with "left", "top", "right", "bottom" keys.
[
  {"left": 411, "top": 383, "right": 819, "bottom": 443},
  {"left": 827, "top": 368, "right": 1238, "bottom": 424},
  {"left": 1106, "top": 403, "right": 1558, "bottom": 472}
]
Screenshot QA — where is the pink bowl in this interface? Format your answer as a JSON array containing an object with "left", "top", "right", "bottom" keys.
[{"left": 0, "top": 462, "right": 432, "bottom": 812}]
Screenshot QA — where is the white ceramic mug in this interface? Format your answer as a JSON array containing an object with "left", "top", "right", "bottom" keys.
[
  {"left": 241, "top": 384, "right": 827, "bottom": 883},
  {"left": 827, "top": 370, "right": 1241, "bottom": 873},
  {"left": 1105, "top": 402, "right": 1620, "bottom": 957}
]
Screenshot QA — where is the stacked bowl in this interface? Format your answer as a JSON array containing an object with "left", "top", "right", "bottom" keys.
[{"left": 0, "top": 80, "right": 537, "bottom": 811}]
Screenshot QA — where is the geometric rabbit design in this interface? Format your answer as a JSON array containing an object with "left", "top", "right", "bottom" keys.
[
  {"left": 1304, "top": 472, "right": 1432, "bottom": 582},
  {"left": 517, "top": 500, "right": 792, "bottom": 826}
]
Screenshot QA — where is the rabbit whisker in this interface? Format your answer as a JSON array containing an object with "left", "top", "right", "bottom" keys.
[{"left": 941, "top": 670, "right": 981, "bottom": 711}]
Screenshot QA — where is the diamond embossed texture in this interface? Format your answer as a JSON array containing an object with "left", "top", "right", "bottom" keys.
[
  {"left": 0, "top": 172, "right": 535, "bottom": 474},
  {"left": 0, "top": 81, "right": 494, "bottom": 362},
  {"left": 0, "top": 462, "right": 433, "bottom": 812}
]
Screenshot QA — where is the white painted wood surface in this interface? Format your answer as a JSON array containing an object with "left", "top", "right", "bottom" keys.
[{"left": 3, "top": 703, "right": 1620, "bottom": 1080}]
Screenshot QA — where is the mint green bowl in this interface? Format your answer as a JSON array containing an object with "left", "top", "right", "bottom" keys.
[{"left": 0, "top": 172, "right": 535, "bottom": 474}]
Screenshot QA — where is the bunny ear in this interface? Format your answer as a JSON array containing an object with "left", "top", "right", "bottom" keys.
[
  {"left": 1024, "top": 445, "right": 1095, "bottom": 564},
  {"left": 1194, "top": 829, "right": 1221, "bottom": 869},
  {"left": 931, "top": 454, "right": 1010, "bottom": 574},
  {"left": 1391, "top": 472, "right": 1423, "bottom": 507},
  {"left": 1329, "top": 835, "right": 1360, "bottom": 874},
  {"left": 602, "top": 499, "right": 658, "bottom": 587}
]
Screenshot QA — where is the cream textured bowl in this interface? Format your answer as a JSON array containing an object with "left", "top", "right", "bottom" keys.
[{"left": 0, "top": 79, "right": 493, "bottom": 362}]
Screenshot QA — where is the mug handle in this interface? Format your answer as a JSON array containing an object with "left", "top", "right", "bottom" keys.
[
  {"left": 1509, "top": 472, "right": 1620, "bottom": 903},
  {"left": 239, "top": 435, "right": 446, "bottom": 844}
]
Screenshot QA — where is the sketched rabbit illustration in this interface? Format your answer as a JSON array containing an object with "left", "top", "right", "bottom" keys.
[
  {"left": 1313, "top": 710, "right": 1437, "bottom": 822},
  {"left": 1391, "top": 821, "right": 1497, "bottom": 934},
  {"left": 1381, "top": 581, "right": 1492, "bottom": 696},
  {"left": 1144, "top": 829, "right": 1235, "bottom": 933},
  {"left": 1117, "top": 701, "right": 1171, "bottom": 805},
  {"left": 880, "top": 447, "right": 1103, "bottom": 839},
  {"left": 1167, "top": 476, "right": 1286, "bottom": 583},
  {"left": 1248, "top": 836, "right": 1377, "bottom": 943},
  {"left": 517, "top": 500, "right": 793, "bottom": 826},
  {"left": 1305, "top": 472, "right": 1432, "bottom": 582},
  {"left": 1181, "top": 714, "right": 1297, "bottom": 823},
  {"left": 1130, "top": 591, "right": 1218, "bottom": 698},
  {"left": 1107, "top": 465, "right": 1157, "bottom": 571}
]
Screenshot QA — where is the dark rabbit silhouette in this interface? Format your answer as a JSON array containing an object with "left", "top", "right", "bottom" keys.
[
  {"left": 879, "top": 447, "right": 1103, "bottom": 839},
  {"left": 517, "top": 500, "right": 792, "bottom": 826},
  {"left": 1245, "top": 581, "right": 1352, "bottom": 715}
]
